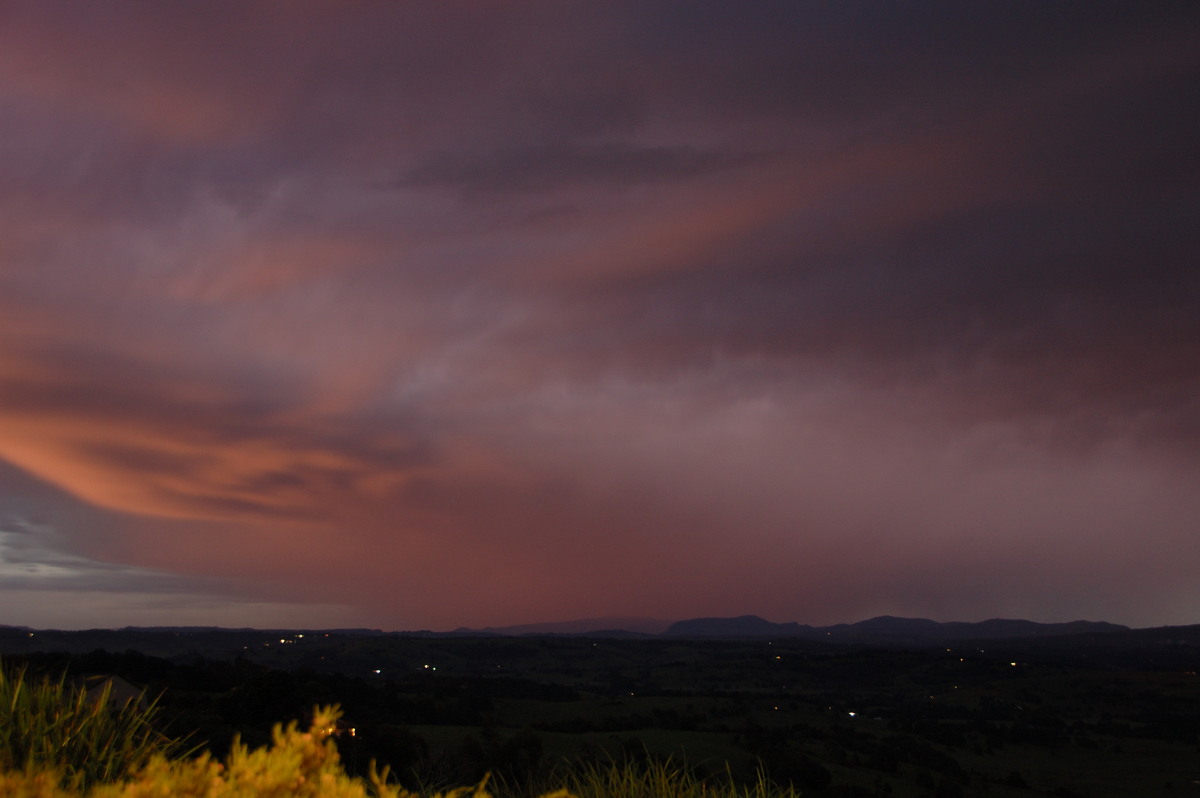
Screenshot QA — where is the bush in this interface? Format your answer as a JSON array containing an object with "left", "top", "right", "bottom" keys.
[{"left": 0, "top": 705, "right": 571, "bottom": 798}]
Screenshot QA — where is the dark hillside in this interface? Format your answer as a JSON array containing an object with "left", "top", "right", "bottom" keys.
[{"left": 5, "top": 622, "right": 1200, "bottom": 797}]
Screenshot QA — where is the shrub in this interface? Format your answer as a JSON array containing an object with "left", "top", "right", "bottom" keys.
[{"left": 0, "top": 705, "right": 571, "bottom": 798}]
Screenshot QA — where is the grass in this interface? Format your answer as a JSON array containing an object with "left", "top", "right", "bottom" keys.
[
  {"left": 556, "top": 758, "right": 800, "bottom": 798},
  {"left": 0, "top": 661, "right": 187, "bottom": 789}
]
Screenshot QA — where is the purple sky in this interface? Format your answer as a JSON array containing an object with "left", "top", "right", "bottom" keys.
[{"left": 1, "top": 2, "right": 1198, "bottom": 631}]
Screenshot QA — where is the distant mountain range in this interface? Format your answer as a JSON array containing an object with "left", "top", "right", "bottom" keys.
[
  {"left": 9, "top": 614, "right": 1200, "bottom": 670},
  {"left": 0, "top": 613, "right": 1135, "bottom": 647},
  {"left": 435, "top": 613, "right": 1129, "bottom": 644},
  {"left": 658, "top": 614, "right": 1127, "bottom": 642},
  {"left": 455, "top": 616, "right": 675, "bottom": 636}
]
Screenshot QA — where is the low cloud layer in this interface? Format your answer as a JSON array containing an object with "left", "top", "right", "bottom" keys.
[{"left": 1, "top": 2, "right": 1197, "bottom": 630}]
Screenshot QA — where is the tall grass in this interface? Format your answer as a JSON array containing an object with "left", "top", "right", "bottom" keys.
[
  {"left": 557, "top": 758, "right": 800, "bottom": 798},
  {"left": 0, "top": 661, "right": 186, "bottom": 789}
]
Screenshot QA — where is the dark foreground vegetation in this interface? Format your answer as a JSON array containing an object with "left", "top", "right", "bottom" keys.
[{"left": 3, "top": 625, "right": 1200, "bottom": 796}]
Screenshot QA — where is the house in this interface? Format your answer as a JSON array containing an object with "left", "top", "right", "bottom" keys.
[{"left": 80, "top": 674, "right": 148, "bottom": 711}]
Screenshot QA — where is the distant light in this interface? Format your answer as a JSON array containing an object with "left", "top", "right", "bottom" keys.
[
  {"left": 1010, "top": 662, "right": 1018, "bottom": 667},
  {"left": 373, "top": 669, "right": 381, "bottom": 674},
  {"left": 848, "top": 712, "right": 856, "bottom": 718}
]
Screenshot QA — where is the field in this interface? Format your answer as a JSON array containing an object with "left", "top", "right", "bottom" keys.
[{"left": 4, "top": 627, "right": 1200, "bottom": 796}]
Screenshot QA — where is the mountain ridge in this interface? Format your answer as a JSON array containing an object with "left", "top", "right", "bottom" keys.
[
  {"left": 454, "top": 616, "right": 674, "bottom": 636},
  {"left": 660, "top": 614, "right": 1128, "bottom": 642},
  {"left": 0, "top": 614, "right": 1135, "bottom": 644}
]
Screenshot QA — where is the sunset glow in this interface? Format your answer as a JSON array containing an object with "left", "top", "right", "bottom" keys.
[{"left": 0, "top": 2, "right": 1197, "bottom": 631}]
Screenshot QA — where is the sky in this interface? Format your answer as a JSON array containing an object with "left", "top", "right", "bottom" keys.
[{"left": 1, "top": 2, "right": 1198, "bottom": 632}]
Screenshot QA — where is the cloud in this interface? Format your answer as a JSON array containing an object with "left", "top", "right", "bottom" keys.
[
  {"left": 0, "top": 509, "right": 349, "bottom": 632},
  {"left": 0, "top": 340, "right": 431, "bottom": 523},
  {"left": 0, "top": 462, "right": 356, "bottom": 629},
  {"left": 0, "top": 588, "right": 356, "bottom": 632},
  {"left": 0, "top": 1, "right": 1197, "bottom": 631},
  {"left": 0, "top": 520, "right": 142, "bottom": 589},
  {"left": 400, "top": 141, "right": 766, "bottom": 194}
]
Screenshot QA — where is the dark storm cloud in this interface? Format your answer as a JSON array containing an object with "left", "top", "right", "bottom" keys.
[
  {"left": 493, "top": 0, "right": 1200, "bottom": 449},
  {"left": 400, "top": 142, "right": 765, "bottom": 194},
  {"left": 1, "top": 1, "right": 1198, "bottom": 630}
]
